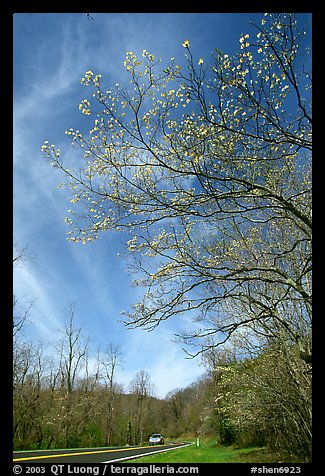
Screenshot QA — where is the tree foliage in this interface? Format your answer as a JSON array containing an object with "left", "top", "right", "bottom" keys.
[
  {"left": 42, "top": 13, "right": 311, "bottom": 360},
  {"left": 207, "top": 340, "right": 311, "bottom": 459}
]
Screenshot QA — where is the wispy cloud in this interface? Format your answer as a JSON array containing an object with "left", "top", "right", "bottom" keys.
[
  {"left": 116, "top": 326, "right": 204, "bottom": 398},
  {"left": 14, "top": 12, "right": 227, "bottom": 397},
  {"left": 13, "top": 260, "right": 63, "bottom": 341}
]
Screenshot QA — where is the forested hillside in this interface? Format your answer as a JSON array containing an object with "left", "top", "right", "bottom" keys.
[{"left": 13, "top": 317, "right": 311, "bottom": 461}]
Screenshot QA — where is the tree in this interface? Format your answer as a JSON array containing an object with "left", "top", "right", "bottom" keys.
[
  {"left": 128, "top": 370, "right": 155, "bottom": 444},
  {"left": 13, "top": 341, "right": 44, "bottom": 449},
  {"left": 42, "top": 13, "right": 311, "bottom": 359},
  {"left": 13, "top": 244, "right": 34, "bottom": 336},
  {"left": 100, "top": 344, "right": 123, "bottom": 445},
  {"left": 57, "top": 304, "right": 88, "bottom": 393},
  {"left": 55, "top": 304, "right": 90, "bottom": 447},
  {"left": 165, "top": 382, "right": 205, "bottom": 438},
  {"left": 13, "top": 295, "right": 33, "bottom": 337},
  {"left": 216, "top": 340, "right": 311, "bottom": 459}
]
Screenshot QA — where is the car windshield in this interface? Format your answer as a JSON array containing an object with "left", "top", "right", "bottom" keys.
[{"left": 151, "top": 434, "right": 161, "bottom": 438}]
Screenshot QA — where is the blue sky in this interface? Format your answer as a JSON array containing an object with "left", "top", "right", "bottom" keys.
[{"left": 13, "top": 12, "right": 311, "bottom": 398}]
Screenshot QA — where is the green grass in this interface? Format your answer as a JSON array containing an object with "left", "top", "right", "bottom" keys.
[
  {"left": 124, "top": 439, "right": 305, "bottom": 463},
  {"left": 124, "top": 439, "right": 262, "bottom": 463}
]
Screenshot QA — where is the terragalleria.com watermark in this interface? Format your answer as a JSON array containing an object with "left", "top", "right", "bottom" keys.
[{"left": 47, "top": 464, "right": 198, "bottom": 475}]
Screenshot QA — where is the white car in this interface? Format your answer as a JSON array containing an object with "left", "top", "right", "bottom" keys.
[{"left": 149, "top": 433, "right": 164, "bottom": 445}]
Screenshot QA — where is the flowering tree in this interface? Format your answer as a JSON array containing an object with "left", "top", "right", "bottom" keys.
[{"left": 42, "top": 13, "right": 312, "bottom": 360}]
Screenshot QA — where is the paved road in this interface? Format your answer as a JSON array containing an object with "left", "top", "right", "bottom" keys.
[{"left": 13, "top": 443, "right": 189, "bottom": 463}]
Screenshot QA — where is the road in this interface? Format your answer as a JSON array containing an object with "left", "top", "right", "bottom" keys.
[{"left": 13, "top": 443, "right": 190, "bottom": 464}]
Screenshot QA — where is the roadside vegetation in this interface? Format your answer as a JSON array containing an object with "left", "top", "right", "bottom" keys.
[
  {"left": 124, "top": 439, "right": 307, "bottom": 464},
  {"left": 13, "top": 302, "right": 311, "bottom": 462}
]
